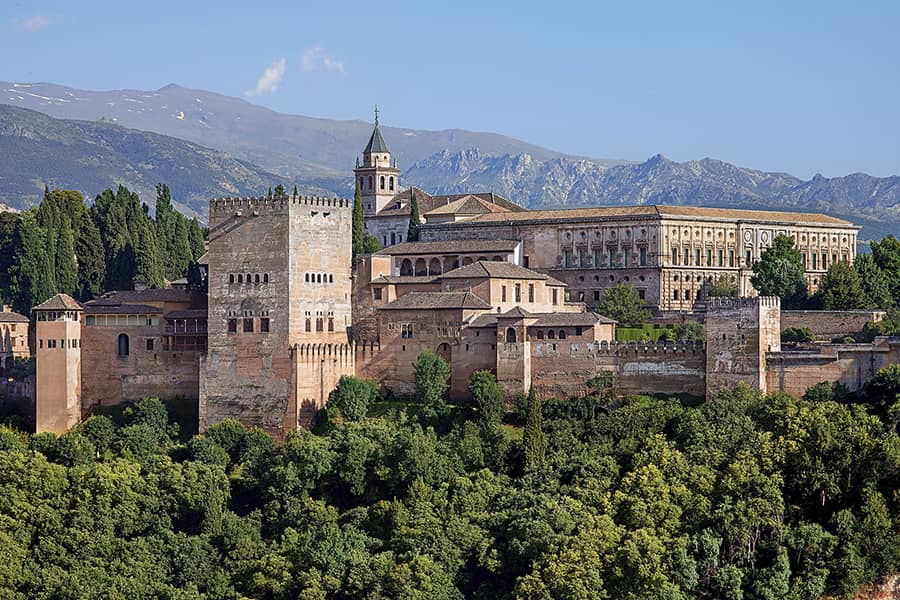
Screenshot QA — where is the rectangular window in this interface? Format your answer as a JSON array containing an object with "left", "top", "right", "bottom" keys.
[
  {"left": 146, "top": 339, "right": 154, "bottom": 351},
  {"left": 593, "top": 290, "right": 600, "bottom": 302},
  {"left": 746, "top": 250, "right": 752, "bottom": 265},
  {"left": 528, "top": 284, "right": 535, "bottom": 303},
  {"left": 575, "top": 327, "right": 583, "bottom": 336},
  {"left": 685, "top": 289, "right": 692, "bottom": 300},
  {"left": 373, "top": 287, "right": 382, "bottom": 300},
  {"left": 639, "top": 247, "right": 647, "bottom": 266},
  {"left": 706, "top": 248, "right": 712, "bottom": 266},
  {"left": 638, "top": 289, "right": 646, "bottom": 300},
  {"left": 328, "top": 317, "right": 334, "bottom": 332},
  {"left": 227, "top": 319, "right": 237, "bottom": 333},
  {"left": 515, "top": 284, "right": 521, "bottom": 302},
  {"left": 623, "top": 248, "right": 629, "bottom": 266},
  {"left": 822, "top": 253, "right": 828, "bottom": 269},
  {"left": 243, "top": 318, "right": 254, "bottom": 333},
  {"left": 695, "top": 248, "right": 701, "bottom": 266},
  {"left": 729, "top": 250, "right": 735, "bottom": 267},
  {"left": 684, "top": 248, "right": 690, "bottom": 265},
  {"left": 594, "top": 250, "right": 602, "bottom": 266},
  {"left": 608, "top": 251, "right": 614, "bottom": 267},
  {"left": 672, "top": 247, "right": 679, "bottom": 265},
  {"left": 39, "top": 339, "right": 43, "bottom": 349},
  {"left": 563, "top": 250, "right": 571, "bottom": 267},
  {"left": 579, "top": 250, "right": 586, "bottom": 267},
  {"left": 717, "top": 249, "right": 723, "bottom": 267},
  {"left": 501, "top": 285, "right": 507, "bottom": 302},
  {"left": 260, "top": 318, "right": 270, "bottom": 333},
  {"left": 673, "top": 290, "right": 679, "bottom": 300},
  {"left": 812, "top": 253, "right": 817, "bottom": 270},
  {"left": 523, "top": 256, "right": 530, "bottom": 268},
  {"left": 305, "top": 319, "right": 311, "bottom": 332},
  {"left": 552, "top": 289, "right": 558, "bottom": 305},
  {"left": 401, "top": 323, "right": 414, "bottom": 339},
  {"left": 315, "top": 318, "right": 323, "bottom": 332}
]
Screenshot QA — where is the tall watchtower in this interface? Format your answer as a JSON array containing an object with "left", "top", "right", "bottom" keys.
[
  {"left": 353, "top": 106, "right": 400, "bottom": 217},
  {"left": 200, "top": 194, "right": 354, "bottom": 437},
  {"left": 34, "top": 294, "right": 83, "bottom": 434}
]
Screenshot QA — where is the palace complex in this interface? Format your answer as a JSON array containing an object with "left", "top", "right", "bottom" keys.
[{"left": 19, "top": 117, "right": 893, "bottom": 438}]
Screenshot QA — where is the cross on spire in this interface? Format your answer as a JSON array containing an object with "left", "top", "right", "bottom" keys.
[{"left": 374, "top": 104, "right": 379, "bottom": 126}]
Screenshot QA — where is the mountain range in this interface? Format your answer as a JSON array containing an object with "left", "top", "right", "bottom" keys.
[{"left": 1, "top": 81, "right": 899, "bottom": 239}]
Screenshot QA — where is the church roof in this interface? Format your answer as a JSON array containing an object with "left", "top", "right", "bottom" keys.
[
  {"left": 364, "top": 123, "right": 390, "bottom": 154},
  {"left": 424, "top": 195, "right": 514, "bottom": 217},
  {"left": 373, "top": 188, "right": 526, "bottom": 218},
  {"left": 441, "top": 261, "right": 565, "bottom": 283},
  {"left": 33, "top": 293, "right": 82, "bottom": 312},
  {"left": 379, "top": 290, "right": 491, "bottom": 311}
]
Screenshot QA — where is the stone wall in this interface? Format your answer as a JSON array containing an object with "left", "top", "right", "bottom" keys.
[
  {"left": 781, "top": 310, "right": 884, "bottom": 340},
  {"left": 294, "top": 343, "right": 355, "bottom": 425}
]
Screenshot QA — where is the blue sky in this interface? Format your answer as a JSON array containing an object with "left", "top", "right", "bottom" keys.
[{"left": 3, "top": 0, "right": 899, "bottom": 178}]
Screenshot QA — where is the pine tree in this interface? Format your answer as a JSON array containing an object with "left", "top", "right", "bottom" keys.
[
  {"left": 407, "top": 189, "right": 421, "bottom": 242},
  {"left": 352, "top": 180, "right": 364, "bottom": 258},
  {"left": 75, "top": 213, "right": 105, "bottom": 300},
  {"left": 522, "top": 387, "right": 546, "bottom": 469},
  {"left": 818, "top": 260, "right": 865, "bottom": 309},
  {"left": 54, "top": 224, "right": 78, "bottom": 296},
  {"left": 292, "top": 184, "right": 298, "bottom": 199}
]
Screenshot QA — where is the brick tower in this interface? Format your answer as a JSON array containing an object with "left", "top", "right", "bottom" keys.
[
  {"left": 200, "top": 194, "right": 354, "bottom": 437},
  {"left": 34, "top": 294, "right": 83, "bottom": 434}
]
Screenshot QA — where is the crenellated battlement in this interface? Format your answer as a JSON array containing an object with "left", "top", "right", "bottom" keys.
[
  {"left": 209, "top": 195, "right": 353, "bottom": 214},
  {"left": 533, "top": 339, "right": 705, "bottom": 357},
  {"left": 707, "top": 295, "right": 780, "bottom": 310}
]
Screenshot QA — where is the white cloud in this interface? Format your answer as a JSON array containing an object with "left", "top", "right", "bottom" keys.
[
  {"left": 300, "top": 46, "right": 345, "bottom": 75},
  {"left": 20, "top": 15, "right": 52, "bottom": 32},
  {"left": 246, "top": 58, "right": 286, "bottom": 96}
]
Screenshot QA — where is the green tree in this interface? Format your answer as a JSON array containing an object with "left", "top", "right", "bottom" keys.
[
  {"left": 854, "top": 253, "right": 893, "bottom": 309},
  {"left": 708, "top": 274, "right": 738, "bottom": 297},
  {"left": 75, "top": 212, "right": 105, "bottom": 300},
  {"left": 750, "top": 234, "right": 809, "bottom": 308},
  {"left": 292, "top": 184, "right": 298, "bottom": 199},
  {"left": 187, "top": 217, "right": 205, "bottom": 260},
  {"left": 360, "top": 234, "right": 382, "bottom": 255},
  {"left": 407, "top": 190, "right": 421, "bottom": 242},
  {"left": 782, "top": 326, "right": 816, "bottom": 343},
  {"left": 522, "top": 387, "right": 546, "bottom": 468},
  {"left": 0, "top": 212, "right": 19, "bottom": 299},
  {"left": 352, "top": 181, "right": 364, "bottom": 258},
  {"left": 818, "top": 260, "right": 864, "bottom": 309},
  {"left": 595, "top": 283, "right": 650, "bottom": 327},
  {"left": 414, "top": 350, "right": 450, "bottom": 416},
  {"left": 9, "top": 214, "right": 55, "bottom": 313},
  {"left": 870, "top": 235, "right": 900, "bottom": 293},
  {"left": 327, "top": 376, "right": 380, "bottom": 422},
  {"left": 675, "top": 321, "right": 705, "bottom": 341},
  {"left": 468, "top": 370, "right": 503, "bottom": 432},
  {"left": 53, "top": 224, "right": 77, "bottom": 296},
  {"left": 273, "top": 184, "right": 286, "bottom": 199}
]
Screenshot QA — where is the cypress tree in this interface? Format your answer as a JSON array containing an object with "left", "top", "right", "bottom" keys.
[
  {"left": 292, "top": 184, "right": 298, "bottom": 199},
  {"left": 0, "top": 213, "right": 19, "bottom": 299},
  {"left": 267, "top": 186, "right": 273, "bottom": 200},
  {"left": 352, "top": 180, "right": 364, "bottom": 257},
  {"left": 171, "top": 216, "right": 193, "bottom": 279},
  {"left": 10, "top": 215, "right": 54, "bottom": 313},
  {"left": 188, "top": 217, "right": 205, "bottom": 260},
  {"left": 134, "top": 219, "right": 165, "bottom": 288},
  {"left": 75, "top": 213, "right": 105, "bottom": 300},
  {"left": 407, "top": 189, "right": 421, "bottom": 242},
  {"left": 54, "top": 224, "right": 78, "bottom": 296},
  {"left": 522, "top": 387, "right": 546, "bottom": 469}
]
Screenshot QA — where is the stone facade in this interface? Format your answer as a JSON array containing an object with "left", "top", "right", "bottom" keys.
[
  {"left": 0, "top": 306, "right": 30, "bottom": 372},
  {"left": 200, "top": 195, "right": 354, "bottom": 436},
  {"left": 34, "top": 295, "right": 82, "bottom": 434},
  {"left": 780, "top": 310, "right": 885, "bottom": 340}
]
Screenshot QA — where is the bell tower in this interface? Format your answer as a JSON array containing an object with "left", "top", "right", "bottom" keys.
[{"left": 354, "top": 106, "right": 400, "bottom": 217}]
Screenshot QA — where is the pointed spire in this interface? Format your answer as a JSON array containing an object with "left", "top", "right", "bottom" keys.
[{"left": 374, "top": 104, "right": 379, "bottom": 126}]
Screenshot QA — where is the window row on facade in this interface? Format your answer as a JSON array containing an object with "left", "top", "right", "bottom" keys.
[
  {"left": 85, "top": 315, "right": 159, "bottom": 327},
  {"left": 228, "top": 273, "right": 270, "bottom": 284},
  {"left": 39, "top": 338, "right": 81, "bottom": 349},
  {"left": 227, "top": 317, "right": 271, "bottom": 334},
  {"left": 358, "top": 175, "right": 395, "bottom": 193},
  {"left": 670, "top": 247, "right": 736, "bottom": 268},
  {"left": 304, "top": 317, "right": 335, "bottom": 333},
  {"left": 561, "top": 247, "right": 649, "bottom": 268},
  {"left": 305, "top": 273, "right": 335, "bottom": 284}
]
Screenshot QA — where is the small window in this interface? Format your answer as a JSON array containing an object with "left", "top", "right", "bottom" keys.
[
  {"left": 673, "top": 290, "right": 680, "bottom": 300},
  {"left": 593, "top": 290, "right": 600, "bottom": 302},
  {"left": 558, "top": 330, "right": 567, "bottom": 340},
  {"left": 263, "top": 273, "right": 269, "bottom": 283},
  {"left": 328, "top": 317, "right": 334, "bottom": 332},
  {"left": 537, "top": 330, "right": 544, "bottom": 339},
  {"left": 243, "top": 318, "right": 254, "bottom": 333},
  {"left": 316, "top": 318, "right": 323, "bottom": 332},
  {"left": 229, "top": 274, "right": 235, "bottom": 284},
  {"left": 528, "top": 284, "right": 535, "bottom": 303},
  {"left": 306, "top": 273, "right": 310, "bottom": 282},
  {"left": 237, "top": 274, "right": 243, "bottom": 283},
  {"left": 380, "top": 175, "right": 385, "bottom": 190},
  {"left": 228, "top": 319, "right": 237, "bottom": 333},
  {"left": 255, "top": 274, "right": 260, "bottom": 284},
  {"left": 117, "top": 333, "right": 129, "bottom": 357},
  {"left": 638, "top": 289, "right": 646, "bottom": 300},
  {"left": 246, "top": 273, "right": 251, "bottom": 283},
  {"left": 146, "top": 339, "right": 154, "bottom": 351},
  {"left": 260, "top": 318, "right": 270, "bottom": 333},
  {"left": 389, "top": 176, "right": 394, "bottom": 191},
  {"left": 305, "top": 318, "right": 311, "bottom": 332},
  {"left": 401, "top": 323, "right": 414, "bottom": 339},
  {"left": 501, "top": 285, "right": 507, "bottom": 302},
  {"left": 552, "top": 289, "right": 558, "bottom": 305},
  {"left": 317, "top": 273, "right": 322, "bottom": 283},
  {"left": 515, "top": 284, "right": 521, "bottom": 302},
  {"left": 329, "top": 274, "right": 333, "bottom": 284},
  {"left": 374, "top": 287, "right": 383, "bottom": 300},
  {"left": 575, "top": 327, "right": 583, "bottom": 336},
  {"left": 548, "top": 330, "right": 556, "bottom": 340}
]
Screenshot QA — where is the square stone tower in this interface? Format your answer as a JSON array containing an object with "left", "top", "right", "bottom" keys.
[
  {"left": 705, "top": 296, "right": 781, "bottom": 397},
  {"left": 34, "top": 294, "right": 83, "bottom": 434},
  {"left": 200, "top": 195, "right": 353, "bottom": 436}
]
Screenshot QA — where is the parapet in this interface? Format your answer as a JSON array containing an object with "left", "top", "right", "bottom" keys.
[
  {"left": 707, "top": 296, "right": 780, "bottom": 310},
  {"left": 209, "top": 195, "right": 352, "bottom": 215}
]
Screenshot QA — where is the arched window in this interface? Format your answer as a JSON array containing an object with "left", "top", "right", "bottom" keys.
[
  {"left": 548, "top": 330, "right": 556, "bottom": 340},
  {"left": 384, "top": 236, "right": 388, "bottom": 246},
  {"left": 558, "top": 330, "right": 567, "bottom": 339},
  {"left": 229, "top": 274, "right": 234, "bottom": 284},
  {"left": 537, "top": 330, "right": 544, "bottom": 339},
  {"left": 428, "top": 258, "right": 442, "bottom": 275},
  {"left": 254, "top": 274, "right": 260, "bottom": 284},
  {"left": 317, "top": 273, "right": 322, "bottom": 283},
  {"left": 359, "top": 177, "right": 365, "bottom": 190},
  {"left": 506, "top": 327, "right": 517, "bottom": 343},
  {"left": 237, "top": 274, "right": 243, "bottom": 283},
  {"left": 400, "top": 259, "right": 414, "bottom": 276},
  {"left": 305, "top": 273, "right": 310, "bottom": 282},
  {"left": 245, "top": 274, "right": 251, "bottom": 283},
  {"left": 414, "top": 258, "right": 427, "bottom": 276},
  {"left": 305, "top": 319, "right": 311, "bottom": 332},
  {"left": 391, "top": 232, "right": 396, "bottom": 245},
  {"left": 380, "top": 176, "right": 385, "bottom": 190},
  {"left": 368, "top": 175, "right": 373, "bottom": 190},
  {"left": 117, "top": 333, "right": 129, "bottom": 357},
  {"left": 263, "top": 273, "right": 269, "bottom": 283},
  {"left": 389, "top": 176, "right": 394, "bottom": 191}
]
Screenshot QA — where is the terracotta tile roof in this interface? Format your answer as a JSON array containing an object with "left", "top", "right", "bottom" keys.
[
  {"left": 375, "top": 239, "right": 520, "bottom": 256},
  {"left": 424, "top": 195, "right": 514, "bottom": 216},
  {"left": 0, "top": 310, "right": 29, "bottom": 323},
  {"left": 532, "top": 312, "right": 615, "bottom": 326},
  {"left": 165, "top": 309, "right": 208, "bottom": 319},
  {"left": 453, "top": 204, "right": 854, "bottom": 226},
  {"left": 497, "top": 306, "right": 534, "bottom": 318},
  {"left": 84, "top": 303, "right": 163, "bottom": 315},
  {"left": 468, "top": 314, "right": 499, "bottom": 328},
  {"left": 374, "top": 188, "right": 525, "bottom": 218},
  {"left": 371, "top": 275, "right": 440, "bottom": 284},
  {"left": 90, "top": 288, "right": 195, "bottom": 305},
  {"left": 441, "top": 261, "right": 554, "bottom": 281},
  {"left": 33, "top": 294, "right": 82, "bottom": 311},
  {"left": 379, "top": 291, "right": 491, "bottom": 311}
]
